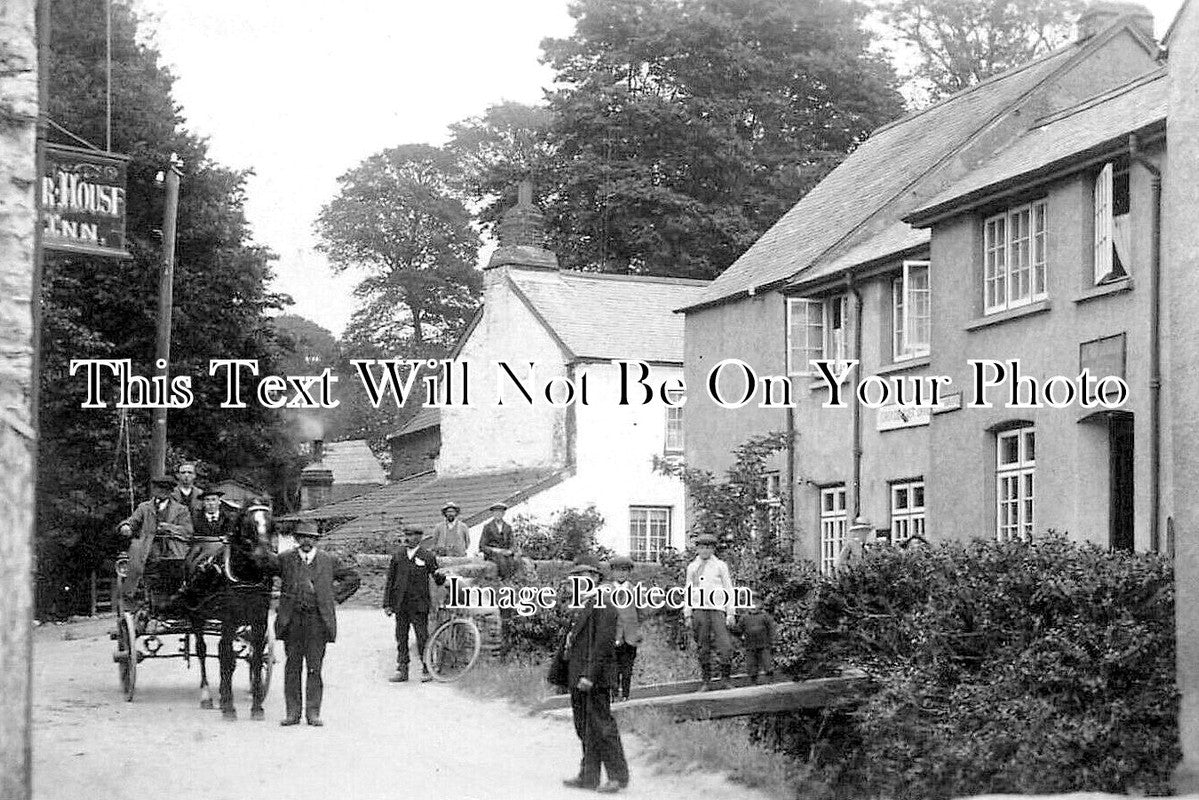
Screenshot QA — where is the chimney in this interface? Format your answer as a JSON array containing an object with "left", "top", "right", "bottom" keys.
[
  {"left": 485, "top": 179, "right": 559, "bottom": 277},
  {"left": 311, "top": 438, "right": 325, "bottom": 462},
  {"left": 300, "top": 463, "right": 334, "bottom": 510},
  {"left": 1077, "top": 1, "right": 1154, "bottom": 42}
]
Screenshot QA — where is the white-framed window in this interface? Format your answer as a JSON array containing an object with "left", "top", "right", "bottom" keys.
[
  {"left": 890, "top": 479, "right": 925, "bottom": 542},
  {"left": 984, "top": 201, "right": 1048, "bottom": 314},
  {"left": 996, "top": 426, "right": 1035, "bottom": 542},
  {"left": 664, "top": 388, "right": 684, "bottom": 454},
  {"left": 1094, "top": 162, "right": 1131, "bottom": 284},
  {"left": 892, "top": 260, "right": 930, "bottom": 361},
  {"left": 787, "top": 295, "right": 848, "bottom": 376},
  {"left": 819, "top": 485, "right": 847, "bottom": 574},
  {"left": 629, "top": 506, "right": 672, "bottom": 562}
]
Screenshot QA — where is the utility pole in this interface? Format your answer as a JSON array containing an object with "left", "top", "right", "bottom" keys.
[{"left": 149, "top": 162, "right": 181, "bottom": 478}]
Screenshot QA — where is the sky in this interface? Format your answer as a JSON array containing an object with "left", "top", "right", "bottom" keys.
[{"left": 137, "top": 0, "right": 1184, "bottom": 339}]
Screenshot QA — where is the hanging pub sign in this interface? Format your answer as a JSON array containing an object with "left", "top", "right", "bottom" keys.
[{"left": 41, "top": 143, "right": 131, "bottom": 258}]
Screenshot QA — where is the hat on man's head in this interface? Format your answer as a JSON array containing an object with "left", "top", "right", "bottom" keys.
[
  {"left": 489, "top": 502, "right": 508, "bottom": 511},
  {"left": 441, "top": 501, "right": 460, "bottom": 513},
  {"left": 694, "top": 533, "right": 718, "bottom": 546},
  {"left": 609, "top": 555, "right": 635, "bottom": 570},
  {"left": 568, "top": 555, "right": 604, "bottom": 576},
  {"left": 150, "top": 475, "right": 176, "bottom": 488},
  {"left": 294, "top": 521, "right": 321, "bottom": 538},
  {"left": 199, "top": 489, "right": 224, "bottom": 499}
]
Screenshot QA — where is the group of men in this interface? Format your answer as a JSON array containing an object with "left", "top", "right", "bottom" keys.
[{"left": 428, "top": 498, "right": 521, "bottom": 581}]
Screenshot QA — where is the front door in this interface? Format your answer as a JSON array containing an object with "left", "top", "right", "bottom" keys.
[{"left": 1109, "top": 414, "right": 1134, "bottom": 551}]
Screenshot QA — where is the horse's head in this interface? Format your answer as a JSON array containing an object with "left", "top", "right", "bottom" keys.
[{"left": 236, "top": 499, "right": 274, "bottom": 553}]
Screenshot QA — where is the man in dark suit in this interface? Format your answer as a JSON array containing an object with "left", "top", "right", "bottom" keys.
[
  {"left": 185, "top": 489, "right": 236, "bottom": 573},
  {"left": 117, "top": 475, "right": 194, "bottom": 608},
  {"left": 561, "top": 559, "right": 630, "bottom": 794},
  {"left": 275, "top": 522, "right": 360, "bottom": 727},
  {"left": 479, "top": 502, "right": 518, "bottom": 580},
  {"left": 384, "top": 526, "right": 446, "bottom": 682}
]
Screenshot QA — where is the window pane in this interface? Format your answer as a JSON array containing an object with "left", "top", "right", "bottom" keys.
[
  {"left": 1024, "top": 431, "right": 1035, "bottom": 463},
  {"left": 999, "top": 433, "right": 1019, "bottom": 465},
  {"left": 1033, "top": 202, "right": 1047, "bottom": 296},
  {"left": 1010, "top": 208, "right": 1031, "bottom": 303}
]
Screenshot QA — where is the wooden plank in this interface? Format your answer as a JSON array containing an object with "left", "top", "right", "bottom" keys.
[
  {"left": 535, "top": 673, "right": 791, "bottom": 711},
  {"left": 540, "top": 676, "right": 865, "bottom": 721}
]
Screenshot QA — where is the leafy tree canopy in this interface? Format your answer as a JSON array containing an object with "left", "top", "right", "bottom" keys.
[
  {"left": 39, "top": 0, "right": 301, "bottom": 605},
  {"left": 530, "top": 0, "right": 904, "bottom": 278},
  {"left": 875, "top": 0, "right": 1085, "bottom": 101},
  {"left": 314, "top": 143, "right": 482, "bottom": 355}
]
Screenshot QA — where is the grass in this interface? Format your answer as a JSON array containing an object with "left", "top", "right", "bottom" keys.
[{"left": 456, "top": 616, "right": 800, "bottom": 800}]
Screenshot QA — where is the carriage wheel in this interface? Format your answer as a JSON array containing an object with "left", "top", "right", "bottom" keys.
[
  {"left": 115, "top": 612, "right": 137, "bottom": 701},
  {"left": 261, "top": 624, "right": 277, "bottom": 697},
  {"left": 423, "top": 618, "right": 481, "bottom": 682}
]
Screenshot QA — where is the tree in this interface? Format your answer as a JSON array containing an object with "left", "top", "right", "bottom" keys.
[
  {"left": 534, "top": 0, "right": 904, "bottom": 278},
  {"left": 36, "top": 0, "right": 303, "bottom": 613},
  {"left": 875, "top": 0, "right": 1085, "bottom": 101},
  {"left": 446, "top": 102, "right": 558, "bottom": 237},
  {"left": 314, "top": 144, "right": 482, "bottom": 356}
]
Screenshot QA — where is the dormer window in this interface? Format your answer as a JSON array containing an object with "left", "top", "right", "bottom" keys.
[
  {"left": 983, "top": 200, "right": 1048, "bottom": 314},
  {"left": 1093, "top": 162, "right": 1130, "bottom": 284}
]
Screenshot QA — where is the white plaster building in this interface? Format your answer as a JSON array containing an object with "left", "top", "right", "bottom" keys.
[{"left": 292, "top": 184, "right": 708, "bottom": 561}]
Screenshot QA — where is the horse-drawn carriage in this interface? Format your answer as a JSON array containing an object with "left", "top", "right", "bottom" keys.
[{"left": 111, "top": 502, "right": 278, "bottom": 719}]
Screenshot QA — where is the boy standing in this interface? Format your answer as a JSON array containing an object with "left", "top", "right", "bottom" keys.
[
  {"left": 683, "top": 533, "right": 735, "bottom": 691},
  {"left": 734, "top": 601, "right": 777, "bottom": 684},
  {"left": 607, "top": 555, "right": 642, "bottom": 701}
]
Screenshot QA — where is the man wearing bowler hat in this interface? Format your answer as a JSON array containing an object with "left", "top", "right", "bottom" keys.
[
  {"left": 683, "top": 533, "right": 736, "bottom": 691},
  {"left": 276, "top": 521, "right": 360, "bottom": 726},
  {"left": 117, "top": 475, "right": 194, "bottom": 608},
  {"left": 384, "top": 526, "right": 446, "bottom": 682},
  {"left": 479, "top": 501, "right": 518, "bottom": 580},
  {"left": 559, "top": 557, "right": 630, "bottom": 793},
  {"left": 430, "top": 501, "right": 470, "bottom": 557}
]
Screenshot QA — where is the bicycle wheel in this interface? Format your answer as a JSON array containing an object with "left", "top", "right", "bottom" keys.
[{"left": 423, "top": 618, "right": 482, "bottom": 682}]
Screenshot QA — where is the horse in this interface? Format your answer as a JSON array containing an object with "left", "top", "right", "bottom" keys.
[{"left": 177, "top": 499, "right": 276, "bottom": 720}]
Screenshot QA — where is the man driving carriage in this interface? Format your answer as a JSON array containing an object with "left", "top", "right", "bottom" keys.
[
  {"left": 117, "top": 475, "right": 194, "bottom": 609},
  {"left": 185, "top": 488, "right": 237, "bottom": 574}
]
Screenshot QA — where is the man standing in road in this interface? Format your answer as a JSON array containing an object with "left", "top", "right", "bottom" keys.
[
  {"left": 170, "top": 461, "right": 204, "bottom": 514},
  {"left": 117, "top": 475, "right": 193, "bottom": 608},
  {"left": 275, "top": 522, "right": 360, "bottom": 727},
  {"left": 384, "top": 526, "right": 446, "bottom": 682},
  {"left": 683, "top": 533, "right": 735, "bottom": 691},
  {"left": 479, "top": 502, "right": 517, "bottom": 580},
  {"left": 561, "top": 558, "right": 629, "bottom": 793},
  {"left": 430, "top": 501, "right": 470, "bottom": 557}
]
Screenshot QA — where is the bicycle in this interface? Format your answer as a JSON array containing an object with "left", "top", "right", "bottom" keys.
[{"left": 423, "top": 610, "right": 483, "bottom": 682}]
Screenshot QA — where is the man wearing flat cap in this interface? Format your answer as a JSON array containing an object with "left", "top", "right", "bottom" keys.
[
  {"left": 117, "top": 475, "right": 194, "bottom": 608},
  {"left": 384, "top": 526, "right": 446, "bottom": 682},
  {"left": 276, "top": 522, "right": 360, "bottom": 726},
  {"left": 430, "top": 501, "right": 470, "bottom": 557},
  {"left": 479, "top": 502, "right": 518, "bottom": 580},
  {"left": 560, "top": 557, "right": 630, "bottom": 793},
  {"left": 684, "top": 533, "right": 736, "bottom": 691}
]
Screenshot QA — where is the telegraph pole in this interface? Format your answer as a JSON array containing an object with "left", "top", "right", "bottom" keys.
[{"left": 149, "top": 163, "right": 181, "bottom": 477}]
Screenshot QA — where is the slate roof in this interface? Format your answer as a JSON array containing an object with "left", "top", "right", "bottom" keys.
[
  {"left": 791, "top": 221, "right": 930, "bottom": 292},
  {"left": 316, "top": 467, "right": 572, "bottom": 547},
  {"left": 317, "top": 439, "right": 386, "bottom": 485},
  {"left": 682, "top": 41, "right": 1086, "bottom": 310},
  {"left": 509, "top": 271, "right": 708, "bottom": 363},
  {"left": 387, "top": 405, "right": 440, "bottom": 440},
  {"left": 907, "top": 69, "right": 1168, "bottom": 225}
]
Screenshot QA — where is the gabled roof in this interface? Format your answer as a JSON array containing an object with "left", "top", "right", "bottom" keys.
[
  {"left": 508, "top": 271, "right": 708, "bottom": 363},
  {"left": 309, "top": 467, "right": 572, "bottom": 547},
  {"left": 683, "top": 30, "right": 1124, "bottom": 311},
  {"left": 387, "top": 405, "right": 440, "bottom": 440},
  {"left": 906, "top": 69, "right": 1168, "bottom": 225},
  {"left": 313, "top": 439, "right": 386, "bottom": 485}
]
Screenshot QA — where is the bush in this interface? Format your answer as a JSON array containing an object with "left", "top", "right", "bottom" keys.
[
  {"left": 514, "top": 505, "right": 607, "bottom": 560},
  {"left": 758, "top": 535, "right": 1178, "bottom": 799}
]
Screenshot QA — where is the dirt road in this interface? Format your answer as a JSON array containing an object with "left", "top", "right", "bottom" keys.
[{"left": 32, "top": 608, "right": 769, "bottom": 800}]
